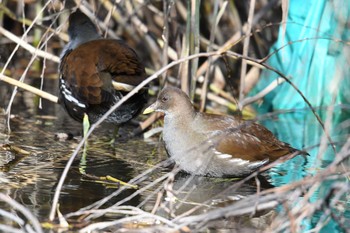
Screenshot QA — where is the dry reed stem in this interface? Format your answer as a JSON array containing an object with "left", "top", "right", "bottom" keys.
[
  {"left": 1, "top": 1, "right": 348, "bottom": 232},
  {"left": 199, "top": 1, "right": 223, "bottom": 112},
  {"left": 238, "top": 0, "right": 256, "bottom": 109},
  {"left": 49, "top": 50, "right": 222, "bottom": 221},
  {"left": 0, "top": 27, "right": 60, "bottom": 63},
  {"left": 0, "top": 74, "right": 58, "bottom": 103}
]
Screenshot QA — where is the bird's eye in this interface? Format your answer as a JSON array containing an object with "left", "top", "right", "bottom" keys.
[{"left": 161, "top": 95, "right": 169, "bottom": 103}]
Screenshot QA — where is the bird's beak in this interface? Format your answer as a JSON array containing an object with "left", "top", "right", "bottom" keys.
[{"left": 143, "top": 102, "right": 157, "bottom": 114}]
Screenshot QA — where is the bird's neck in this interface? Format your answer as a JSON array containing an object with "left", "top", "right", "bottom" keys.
[
  {"left": 164, "top": 107, "right": 196, "bottom": 128},
  {"left": 61, "top": 29, "right": 102, "bottom": 58}
]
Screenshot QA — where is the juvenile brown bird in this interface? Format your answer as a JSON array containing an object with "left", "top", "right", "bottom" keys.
[
  {"left": 59, "top": 10, "right": 147, "bottom": 124},
  {"left": 144, "top": 87, "right": 306, "bottom": 177}
]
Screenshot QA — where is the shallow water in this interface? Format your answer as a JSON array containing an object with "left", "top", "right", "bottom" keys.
[{"left": 0, "top": 86, "right": 349, "bottom": 232}]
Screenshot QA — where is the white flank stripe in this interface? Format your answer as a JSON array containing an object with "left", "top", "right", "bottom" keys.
[
  {"left": 229, "top": 158, "right": 250, "bottom": 166},
  {"left": 216, "top": 153, "right": 232, "bottom": 159},
  {"left": 60, "top": 79, "right": 86, "bottom": 108}
]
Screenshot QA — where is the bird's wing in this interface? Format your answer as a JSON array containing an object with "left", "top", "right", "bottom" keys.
[
  {"left": 60, "top": 39, "right": 146, "bottom": 106},
  {"left": 215, "top": 122, "right": 296, "bottom": 162},
  {"left": 194, "top": 113, "right": 296, "bottom": 162}
]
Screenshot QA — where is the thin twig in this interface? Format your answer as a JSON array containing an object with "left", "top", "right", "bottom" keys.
[
  {"left": 49, "top": 51, "right": 222, "bottom": 221},
  {"left": 238, "top": 0, "right": 256, "bottom": 109},
  {"left": 200, "top": 1, "right": 224, "bottom": 112},
  {"left": 226, "top": 50, "right": 337, "bottom": 154},
  {"left": 0, "top": 193, "right": 43, "bottom": 233},
  {"left": 0, "top": 27, "right": 60, "bottom": 63},
  {"left": 241, "top": 77, "right": 286, "bottom": 106}
]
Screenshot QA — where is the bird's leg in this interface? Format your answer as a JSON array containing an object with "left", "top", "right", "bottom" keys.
[{"left": 109, "top": 125, "right": 120, "bottom": 146}]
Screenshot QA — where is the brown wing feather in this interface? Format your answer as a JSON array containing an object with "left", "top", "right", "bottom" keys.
[
  {"left": 95, "top": 39, "right": 146, "bottom": 86},
  {"left": 216, "top": 123, "right": 296, "bottom": 162},
  {"left": 60, "top": 39, "right": 146, "bottom": 105},
  {"left": 194, "top": 113, "right": 296, "bottom": 162}
]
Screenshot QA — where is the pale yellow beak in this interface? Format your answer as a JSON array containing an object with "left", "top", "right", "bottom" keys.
[{"left": 143, "top": 102, "right": 157, "bottom": 114}]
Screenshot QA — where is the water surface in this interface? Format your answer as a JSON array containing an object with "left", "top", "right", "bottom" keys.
[{"left": 0, "top": 89, "right": 349, "bottom": 232}]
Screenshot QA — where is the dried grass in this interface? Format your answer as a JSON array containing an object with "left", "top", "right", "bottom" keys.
[{"left": 0, "top": 1, "right": 349, "bottom": 232}]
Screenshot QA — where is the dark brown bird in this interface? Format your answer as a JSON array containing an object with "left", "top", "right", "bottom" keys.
[
  {"left": 144, "top": 87, "right": 307, "bottom": 177},
  {"left": 58, "top": 10, "right": 147, "bottom": 124}
]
